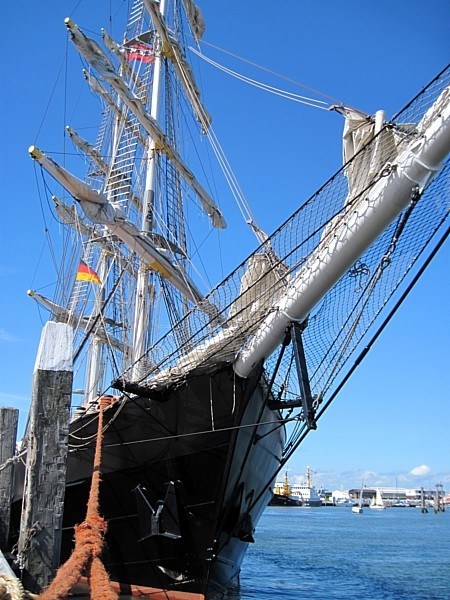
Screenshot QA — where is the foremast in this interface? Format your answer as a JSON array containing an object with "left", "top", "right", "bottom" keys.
[{"left": 29, "top": 0, "right": 223, "bottom": 404}]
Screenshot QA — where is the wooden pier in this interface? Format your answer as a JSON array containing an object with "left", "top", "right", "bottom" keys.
[
  {"left": 17, "top": 322, "right": 73, "bottom": 593},
  {"left": 0, "top": 407, "right": 19, "bottom": 551}
]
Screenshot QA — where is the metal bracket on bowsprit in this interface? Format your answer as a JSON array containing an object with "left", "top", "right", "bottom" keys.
[
  {"left": 290, "top": 321, "right": 317, "bottom": 430},
  {"left": 267, "top": 321, "right": 317, "bottom": 430}
]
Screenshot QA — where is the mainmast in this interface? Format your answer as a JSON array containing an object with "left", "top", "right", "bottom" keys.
[{"left": 132, "top": 0, "right": 166, "bottom": 374}]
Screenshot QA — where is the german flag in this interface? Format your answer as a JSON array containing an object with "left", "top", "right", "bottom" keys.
[{"left": 76, "top": 260, "right": 101, "bottom": 284}]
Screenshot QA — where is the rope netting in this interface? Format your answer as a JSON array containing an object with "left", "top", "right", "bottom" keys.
[
  {"left": 117, "top": 65, "right": 449, "bottom": 417},
  {"left": 39, "top": 397, "right": 117, "bottom": 600}
]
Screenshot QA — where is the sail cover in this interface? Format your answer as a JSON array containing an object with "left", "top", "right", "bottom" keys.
[
  {"left": 340, "top": 107, "right": 403, "bottom": 201},
  {"left": 181, "top": 0, "right": 206, "bottom": 42}
]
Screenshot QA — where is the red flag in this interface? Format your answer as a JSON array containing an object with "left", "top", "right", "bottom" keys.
[
  {"left": 125, "top": 43, "right": 155, "bottom": 63},
  {"left": 76, "top": 260, "right": 101, "bottom": 285}
]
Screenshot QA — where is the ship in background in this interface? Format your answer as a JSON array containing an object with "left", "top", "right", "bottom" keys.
[
  {"left": 271, "top": 468, "right": 322, "bottom": 507},
  {"left": 270, "top": 472, "right": 302, "bottom": 507},
  {"left": 290, "top": 468, "right": 322, "bottom": 507},
  {"left": 5, "top": 0, "right": 450, "bottom": 598}
]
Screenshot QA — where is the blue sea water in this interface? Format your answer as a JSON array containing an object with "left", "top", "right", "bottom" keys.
[{"left": 224, "top": 506, "right": 450, "bottom": 600}]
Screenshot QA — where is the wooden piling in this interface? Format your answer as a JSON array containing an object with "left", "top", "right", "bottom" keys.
[
  {"left": 420, "top": 487, "right": 428, "bottom": 513},
  {"left": 0, "top": 407, "right": 19, "bottom": 550},
  {"left": 435, "top": 483, "right": 445, "bottom": 513},
  {"left": 18, "top": 322, "right": 73, "bottom": 594}
]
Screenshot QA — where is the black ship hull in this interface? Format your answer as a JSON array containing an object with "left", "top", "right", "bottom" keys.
[
  {"left": 269, "top": 494, "right": 302, "bottom": 507},
  {"left": 12, "top": 363, "right": 284, "bottom": 598}
]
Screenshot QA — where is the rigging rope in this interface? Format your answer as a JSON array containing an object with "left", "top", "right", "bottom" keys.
[
  {"left": 164, "top": 43, "right": 266, "bottom": 246},
  {"left": 184, "top": 44, "right": 342, "bottom": 249},
  {"left": 39, "top": 397, "right": 117, "bottom": 600},
  {"left": 190, "top": 46, "right": 331, "bottom": 110},
  {"left": 73, "top": 258, "right": 129, "bottom": 364},
  {"left": 195, "top": 38, "right": 346, "bottom": 105}
]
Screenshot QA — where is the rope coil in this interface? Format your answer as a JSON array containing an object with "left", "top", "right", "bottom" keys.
[
  {"left": 39, "top": 396, "right": 117, "bottom": 600},
  {"left": 0, "top": 574, "right": 38, "bottom": 600}
]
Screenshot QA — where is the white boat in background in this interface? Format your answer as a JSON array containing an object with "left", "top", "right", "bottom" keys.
[
  {"left": 370, "top": 488, "right": 386, "bottom": 510},
  {"left": 352, "top": 483, "right": 364, "bottom": 514}
]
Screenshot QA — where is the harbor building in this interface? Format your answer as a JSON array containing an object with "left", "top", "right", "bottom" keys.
[{"left": 348, "top": 487, "right": 446, "bottom": 506}]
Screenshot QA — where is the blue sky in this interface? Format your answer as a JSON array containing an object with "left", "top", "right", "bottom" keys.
[{"left": 1, "top": 1, "right": 449, "bottom": 491}]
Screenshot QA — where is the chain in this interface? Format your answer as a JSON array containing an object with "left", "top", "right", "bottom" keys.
[{"left": 10, "top": 522, "right": 41, "bottom": 582}]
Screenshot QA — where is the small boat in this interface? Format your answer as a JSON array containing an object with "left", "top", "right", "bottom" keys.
[
  {"left": 352, "top": 483, "right": 364, "bottom": 514},
  {"left": 370, "top": 487, "right": 386, "bottom": 510}
]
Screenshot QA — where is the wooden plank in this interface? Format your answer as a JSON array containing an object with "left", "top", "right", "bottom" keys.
[
  {"left": 18, "top": 322, "right": 73, "bottom": 594},
  {"left": 0, "top": 407, "right": 19, "bottom": 550}
]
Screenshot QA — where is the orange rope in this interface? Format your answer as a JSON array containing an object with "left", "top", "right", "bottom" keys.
[{"left": 39, "top": 397, "right": 118, "bottom": 600}]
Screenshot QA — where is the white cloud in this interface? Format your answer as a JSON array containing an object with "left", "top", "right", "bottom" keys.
[
  {"left": 286, "top": 462, "right": 449, "bottom": 491},
  {"left": 0, "top": 329, "right": 20, "bottom": 343},
  {"left": 362, "top": 470, "right": 378, "bottom": 481},
  {"left": 0, "top": 392, "right": 29, "bottom": 403},
  {"left": 410, "top": 464, "right": 431, "bottom": 477},
  {"left": 0, "top": 266, "right": 18, "bottom": 277},
  {"left": 0, "top": 392, "right": 29, "bottom": 413}
]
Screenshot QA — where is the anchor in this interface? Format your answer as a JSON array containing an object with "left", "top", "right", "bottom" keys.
[{"left": 135, "top": 481, "right": 182, "bottom": 541}]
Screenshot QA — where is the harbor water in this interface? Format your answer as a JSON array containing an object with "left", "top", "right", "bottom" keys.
[{"left": 224, "top": 506, "right": 450, "bottom": 599}]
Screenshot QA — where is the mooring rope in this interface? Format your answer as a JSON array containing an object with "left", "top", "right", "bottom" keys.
[
  {"left": 0, "top": 451, "right": 27, "bottom": 473},
  {"left": 38, "top": 397, "right": 117, "bottom": 600},
  {"left": 0, "top": 574, "right": 38, "bottom": 600},
  {"left": 0, "top": 574, "right": 24, "bottom": 600}
]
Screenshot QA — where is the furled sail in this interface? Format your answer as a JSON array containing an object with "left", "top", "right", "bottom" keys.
[
  {"left": 27, "top": 290, "right": 128, "bottom": 354},
  {"left": 52, "top": 196, "right": 94, "bottom": 238},
  {"left": 29, "top": 146, "right": 217, "bottom": 316},
  {"left": 66, "top": 125, "right": 108, "bottom": 174},
  {"left": 143, "top": 0, "right": 212, "bottom": 129},
  {"left": 181, "top": 0, "right": 205, "bottom": 42},
  {"left": 338, "top": 107, "right": 404, "bottom": 201},
  {"left": 101, "top": 28, "right": 135, "bottom": 80},
  {"left": 65, "top": 18, "right": 225, "bottom": 229}
]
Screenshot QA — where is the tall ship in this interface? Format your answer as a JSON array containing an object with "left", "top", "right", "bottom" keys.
[{"left": 3, "top": 1, "right": 449, "bottom": 599}]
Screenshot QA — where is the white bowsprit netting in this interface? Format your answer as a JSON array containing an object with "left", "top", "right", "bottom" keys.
[{"left": 118, "top": 65, "right": 449, "bottom": 411}]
